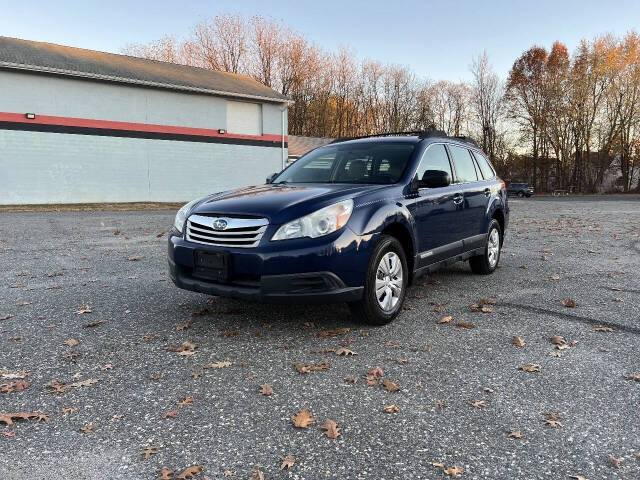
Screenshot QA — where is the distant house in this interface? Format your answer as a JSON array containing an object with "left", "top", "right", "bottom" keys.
[
  {"left": 0, "top": 36, "right": 291, "bottom": 204},
  {"left": 287, "top": 135, "right": 334, "bottom": 164}
]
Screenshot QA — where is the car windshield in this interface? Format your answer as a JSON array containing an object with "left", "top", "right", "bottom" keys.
[{"left": 274, "top": 142, "right": 415, "bottom": 184}]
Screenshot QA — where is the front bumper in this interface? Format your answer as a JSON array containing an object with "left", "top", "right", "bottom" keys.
[{"left": 168, "top": 226, "right": 369, "bottom": 304}]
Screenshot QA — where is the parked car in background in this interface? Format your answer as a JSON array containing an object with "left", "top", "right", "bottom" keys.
[
  {"left": 168, "top": 131, "right": 509, "bottom": 325},
  {"left": 507, "top": 182, "right": 534, "bottom": 197}
]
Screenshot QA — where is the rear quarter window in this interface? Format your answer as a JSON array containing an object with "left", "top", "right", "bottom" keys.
[
  {"left": 472, "top": 151, "right": 496, "bottom": 179},
  {"left": 448, "top": 145, "right": 478, "bottom": 183}
]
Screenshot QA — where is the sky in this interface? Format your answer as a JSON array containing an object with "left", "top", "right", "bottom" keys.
[{"left": 2, "top": 0, "right": 640, "bottom": 82}]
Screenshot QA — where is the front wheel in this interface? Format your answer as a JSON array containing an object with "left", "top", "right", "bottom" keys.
[
  {"left": 469, "top": 219, "right": 502, "bottom": 275},
  {"left": 348, "top": 235, "right": 408, "bottom": 326}
]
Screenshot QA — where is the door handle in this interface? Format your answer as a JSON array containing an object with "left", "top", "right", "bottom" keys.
[
  {"left": 453, "top": 193, "right": 463, "bottom": 205},
  {"left": 484, "top": 188, "right": 491, "bottom": 197}
]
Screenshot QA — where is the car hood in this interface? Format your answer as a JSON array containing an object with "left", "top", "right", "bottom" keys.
[{"left": 191, "top": 183, "right": 385, "bottom": 224}]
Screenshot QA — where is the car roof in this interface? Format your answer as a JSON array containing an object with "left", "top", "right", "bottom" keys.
[{"left": 329, "top": 135, "right": 481, "bottom": 151}]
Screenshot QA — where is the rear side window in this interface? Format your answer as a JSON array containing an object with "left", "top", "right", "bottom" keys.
[
  {"left": 448, "top": 145, "right": 478, "bottom": 183},
  {"left": 472, "top": 151, "right": 495, "bottom": 179},
  {"left": 414, "top": 144, "right": 453, "bottom": 182}
]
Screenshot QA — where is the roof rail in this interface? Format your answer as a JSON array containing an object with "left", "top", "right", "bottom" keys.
[
  {"left": 330, "top": 130, "right": 448, "bottom": 144},
  {"left": 453, "top": 135, "right": 479, "bottom": 147}
]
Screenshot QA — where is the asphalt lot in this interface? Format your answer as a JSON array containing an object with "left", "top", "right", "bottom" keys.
[{"left": 1, "top": 197, "right": 639, "bottom": 480}]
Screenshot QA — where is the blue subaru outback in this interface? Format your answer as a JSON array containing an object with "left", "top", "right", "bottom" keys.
[{"left": 168, "top": 131, "right": 509, "bottom": 325}]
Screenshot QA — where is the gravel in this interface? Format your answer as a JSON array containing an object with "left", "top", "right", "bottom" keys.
[{"left": 0, "top": 196, "right": 639, "bottom": 479}]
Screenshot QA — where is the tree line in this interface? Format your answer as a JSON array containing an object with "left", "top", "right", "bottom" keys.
[{"left": 123, "top": 15, "right": 640, "bottom": 192}]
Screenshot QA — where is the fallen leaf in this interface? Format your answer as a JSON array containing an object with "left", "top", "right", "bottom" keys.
[
  {"left": 0, "top": 412, "right": 50, "bottom": 425},
  {"left": 550, "top": 335, "right": 566, "bottom": 345},
  {"left": 0, "top": 380, "right": 29, "bottom": 394},
  {"left": 543, "top": 419, "right": 563, "bottom": 428},
  {"left": 260, "top": 384, "right": 273, "bottom": 396},
  {"left": 437, "top": 316, "right": 453, "bottom": 324},
  {"left": 162, "top": 409, "right": 179, "bottom": 419},
  {"left": 432, "top": 462, "right": 445, "bottom": 468},
  {"left": 203, "top": 361, "right": 232, "bottom": 370},
  {"left": 177, "top": 396, "right": 194, "bottom": 407},
  {"left": 456, "top": 321, "right": 475, "bottom": 329},
  {"left": 70, "top": 378, "right": 100, "bottom": 388},
  {"left": 335, "top": 348, "right": 357, "bottom": 356},
  {"left": 293, "top": 360, "right": 330, "bottom": 374},
  {"left": 470, "top": 304, "right": 492, "bottom": 313},
  {"left": 382, "top": 378, "right": 400, "bottom": 392},
  {"left": 624, "top": 374, "right": 640, "bottom": 382},
  {"left": 607, "top": 455, "right": 623, "bottom": 469},
  {"left": 520, "top": 364, "right": 541, "bottom": 372},
  {"left": 562, "top": 299, "right": 576, "bottom": 308},
  {"left": 291, "top": 408, "right": 316, "bottom": 428},
  {"left": 549, "top": 275, "right": 560, "bottom": 280},
  {"left": 508, "top": 430, "right": 522, "bottom": 438},
  {"left": 512, "top": 336, "right": 525, "bottom": 347},
  {"left": 44, "top": 380, "right": 71, "bottom": 394},
  {"left": 280, "top": 455, "right": 295, "bottom": 470},
  {"left": 444, "top": 466, "right": 464, "bottom": 477},
  {"left": 344, "top": 377, "right": 358, "bottom": 384},
  {"left": 127, "top": 255, "right": 141, "bottom": 262},
  {"left": 222, "top": 471, "right": 235, "bottom": 477},
  {"left": 568, "top": 476, "right": 587, "bottom": 480},
  {"left": 80, "top": 423, "right": 98, "bottom": 434},
  {"left": 84, "top": 320, "right": 107, "bottom": 328},
  {"left": 64, "top": 339, "right": 79, "bottom": 347},
  {"left": 176, "top": 320, "right": 192, "bottom": 331},
  {"left": 177, "top": 465, "right": 202, "bottom": 479},
  {"left": 472, "top": 400, "right": 486, "bottom": 408},
  {"left": 61, "top": 407, "right": 77, "bottom": 415},
  {"left": 321, "top": 418, "right": 341, "bottom": 439},
  {"left": 156, "top": 468, "right": 175, "bottom": 480},
  {"left": 75, "top": 305, "right": 92, "bottom": 314},
  {"left": 220, "top": 330, "right": 239, "bottom": 338},
  {"left": 483, "top": 387, "right": 495, "bottom": 393},
  {"left": 140, "top": 445, "right": 159, "bottom": 459},
  {"left": 368, "top": 366, "right": 384, "bottom": 377},
  {"left": 248, "top": 467, "right": 264, "bottom": 480},
  {"left": 478, "top": 298, "right": 497, "bottom": 305},
  {"left": 0, "top": 314, "right": 15, "bottom": 321},
  {"left": 384, "top": 404, "right": 399, "bottom": 413},
  {"left": 590, "top": 326, "right": 614, "bottom": 332},
  {"left": 316, "top": 327, "right": 350, "bottom": 338}
]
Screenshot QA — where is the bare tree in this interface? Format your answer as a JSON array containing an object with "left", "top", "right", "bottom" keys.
[{"left": 470, "top": 52, "right": 503, "bottom": 161}]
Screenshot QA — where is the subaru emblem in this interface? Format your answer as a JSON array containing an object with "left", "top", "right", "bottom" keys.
[{"left": 212, "top": 218, "right": 228, "bottom": 231}]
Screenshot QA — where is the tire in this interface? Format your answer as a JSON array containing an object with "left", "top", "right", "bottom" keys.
[
  {"left": 517, "top": 191, "right": 524, "bottom": 198},
  {"left": 469, "top": 219, "right": 502, "bottom": 275},
  {"left": 348, "top": 235, "right": 408, "bottom": 326}
]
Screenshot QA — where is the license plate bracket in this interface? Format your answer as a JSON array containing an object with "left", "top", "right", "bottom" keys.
[{"left": 193, "top": 251, "right": 230, "bottom": 282}]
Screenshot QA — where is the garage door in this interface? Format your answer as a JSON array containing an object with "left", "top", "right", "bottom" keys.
[{"left": 226, "top": 101, "right": 262, "bottom": 136}]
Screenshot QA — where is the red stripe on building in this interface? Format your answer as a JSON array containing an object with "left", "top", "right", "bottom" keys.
[{"left": 0, "top": 112, "right": 287, "bottom": 143}]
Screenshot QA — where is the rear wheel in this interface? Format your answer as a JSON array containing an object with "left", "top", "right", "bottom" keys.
[
  {"left": 469, "top": 219, "right": 501, "bottom": 275},
  {"left": 349, "top": 235, "right": 407, "bottom": 326}
]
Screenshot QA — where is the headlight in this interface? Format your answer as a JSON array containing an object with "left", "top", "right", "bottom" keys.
[
  {"left": 271, "top": 199, "right": 353, "bottom": 241},
  {"left": 173, "top": 198, "right": 200, "bottom": 233}
]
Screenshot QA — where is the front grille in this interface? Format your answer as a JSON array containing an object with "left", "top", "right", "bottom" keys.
[{"left": 186, "top": 214, "right": 268, "bottom": 248}]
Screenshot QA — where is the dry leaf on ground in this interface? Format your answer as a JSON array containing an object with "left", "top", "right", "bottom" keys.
[
  {"left": 280, "top": 455, "right": 295, "bottom": 470},
  {"left": 384, "top": 404, "right": 399, "bottom": 413},
  {"left": 177, "top": 396, "right": 194, "bottom": 407},
  {"left": 293, "top": 360, "right": 330, "bottom": 374},
  {"left": 260, "top": 384, "right": 273, "bottom": 396},
  {"left": 512, "top": 336, "right": 525, "bottom": 347},
  {"left": 437, "top": 316, "right": 453, "bottom": 324},
  {"left": 382, "top": 378, "right": 400, "bottom": 392},
  {"left": 203, "top": 361, "right": 232, "bottom": 370},
  {"left": 457, "top": 322, "right": 475, "bottom": 329},
  {"left": 64, "top": 339, "right": 79, "bottom": 347},
  {"left": 248, "top": 467, "right": 264, "bottom": 480},
  {"left": 472, "top": 400, "right": 486, "bottom": 408},
  {"left": 520, "top": 364, "right": 541, "bottom": 372},
  {"left": 590, "top": 325, "right": 614, "bottom": 332},
  {"left": 0, "top": 412, "right": 50, "bottom": 425},
  {"left": 161, "top": 409, "right": 179, "bottom": 419},
  {"left": 316, "top": 327, "right": 350, "bottom": 338},
  {"left": 508, "top": 430, "right": 522, "bottom": 438},
  {"left": 335, "top": 348, "right": 357, "bottom": 356},
  {"left": 176, "top": 465, "right": 202, "bottom": 479},
  {"left": 156, "top": 468, "right": 175, "bottom": 480},
  {"left": 75, "top": 305, "right": 92, "bottom": 314},
  {"left": 140, "top": 446, "right": 159, "bottom": 459},
  {"left": 607, "top": 455, "right": 623, "bottom": 469},
  {"left": 562, "top": 299, "right": 576, "bottom": 308},
  {"left": 291, "top": 408, "right": 316, "bottom": 428},
  {"left": 444, "top": 466, "right": 464, "bottom": 477},
  {"left": 321, "top": 418, "right": 341, "bottom": 439},
  {"left": 80, "top": 423, "right": 98, "bottom": 434},
  {"left": 0, "top": 381, "right": 29, "bottom": 394},
  {"left": 550, "top": 335, "right": 566, "bottom": 345}
]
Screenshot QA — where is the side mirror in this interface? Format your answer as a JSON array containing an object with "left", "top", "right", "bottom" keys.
[
  {"left": 419, "top": 170, "right": 451, "bottom": 189},
  {"left": 266, "top": 172, "right": 278, "bottom": 184}
]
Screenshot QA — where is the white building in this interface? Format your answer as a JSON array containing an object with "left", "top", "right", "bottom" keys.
[{"left": 0, "top": 36, "right": 290, "bottom": 204}]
